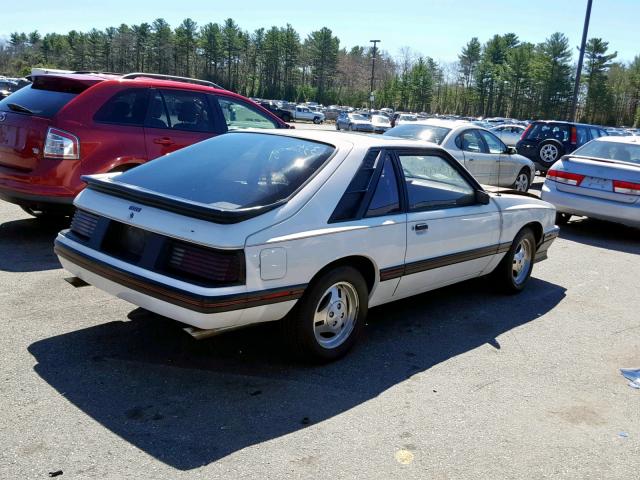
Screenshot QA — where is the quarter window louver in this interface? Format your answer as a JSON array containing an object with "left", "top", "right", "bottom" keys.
[{"left": 70, "top": 209, "right": 100, "bottom": 240}]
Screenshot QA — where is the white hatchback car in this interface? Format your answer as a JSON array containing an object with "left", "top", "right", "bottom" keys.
[
  {"left": 385, "top": 119, "right": 535, "bottom": 192},
  {"left": 55, "top": 130, "right": 559, "bottom": 361}
]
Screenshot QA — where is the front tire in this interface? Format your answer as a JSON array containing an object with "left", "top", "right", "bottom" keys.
[
  {"left": 313, "top": 117, "right": 321, "bottom": 124},
  {"left": 493, "top": 227, "right": 536, "bottom": 294},
  {"left": 282, "top": 266, "right": 368, "bottom": 362}
]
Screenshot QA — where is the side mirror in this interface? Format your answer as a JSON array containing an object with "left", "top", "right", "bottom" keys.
[
  {"left": 505, "top": 146, "right": 517, "bottom": 155},
  {"left": 475, "top": 189, "right": 491, "bottom": 205}
]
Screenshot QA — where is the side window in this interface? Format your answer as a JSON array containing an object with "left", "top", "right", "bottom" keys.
[
  {"left": 478, "top": 130, "right": 506, "bottom": 154},
  {"left": 160, "top": 89, "right": 216, "bottom": 132},
  {"left": 576, "top": 126, "right": 589, "bottom": 145},
  {"left": 457, "top": 130, "right": 485, "bottom": 153},
  {"left": 365, "top": 156, "right": 401, "bottom": 217},
  {"left": 216, "top": 97, "right": 278, "bottom": 130},
  {"left": 398, "top": 154, "right": 476, "bottom": 211},
  {"left": 94, "top": 88, "right": 149, "bottom": 126},
  {"left": 145, "top": 92, "right": 170, "bottom": 129}
]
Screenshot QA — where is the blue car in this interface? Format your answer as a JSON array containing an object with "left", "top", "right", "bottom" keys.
[{"left": 516, "top": 121, "right": 608, "bottom": 171}]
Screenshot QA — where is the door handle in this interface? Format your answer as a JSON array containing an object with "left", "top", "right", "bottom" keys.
[
  {"left": 153, "top": 137, "right": 175, "bottom": 146},
  {"left": 413, "top": 223, "right": 429, "bottom": 232}
]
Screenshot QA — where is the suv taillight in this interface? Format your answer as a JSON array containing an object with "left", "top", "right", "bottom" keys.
[
  {"left": 570, "top": 126, "right": 577, "bottom": 145},
  {"left": 547, "top": 169, "right": 584, "bottom": 186},
  {"left": 520, "top": 124, "right": 532, "bottom": 140},
  {"left": 44, "top": 127, "right": 80, "bottom": 159}
]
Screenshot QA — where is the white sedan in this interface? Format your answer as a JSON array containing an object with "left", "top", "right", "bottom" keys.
[
  {"left": 55, "top": 130, "right": 559, "bottom": 361},
  {"left": 385, "top": 119, "right": 535, "bottom": 191}
]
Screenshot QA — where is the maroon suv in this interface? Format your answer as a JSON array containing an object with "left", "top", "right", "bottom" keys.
[{"left": 0, "top": 72, "right": 289, "bottom": 218}]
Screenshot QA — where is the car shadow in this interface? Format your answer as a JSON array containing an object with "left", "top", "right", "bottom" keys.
[
  {"left": 559, "top": 217, "right": 639, "bottom": 255},
  {"left": 28, "top": 277, "right": 566, "bottom": 470},
  {"left": 0, "top": 217, "right": 68, "bottom": 272}
]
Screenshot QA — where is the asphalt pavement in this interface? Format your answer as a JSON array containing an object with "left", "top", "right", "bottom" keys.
[{"left": 1, "top": 174, "right": 639, "bottom": 479}]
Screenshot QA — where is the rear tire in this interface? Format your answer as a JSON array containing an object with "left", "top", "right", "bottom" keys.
[
  {"left": 492, "top": 227, "right": 536, "bottom": 294},
  {"left": 282, "top": 266, "right": 368, "bottom": 362},
  {"left": 512, "top": 168, "right": 531, "bottom": 192},
  {"left": 20, "top": 206, "right": 72, "bottom": 222},
  {"left": 556, "top": 212, "right": 571, "bottom": 225}
]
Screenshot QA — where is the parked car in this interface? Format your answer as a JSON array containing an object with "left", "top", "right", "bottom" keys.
[
  {"left": 336, "top": 112, "right": 374, "bottom": 132},
  {"left": 384, "top": 119, "right": 535, "bottom": 192},
  {"left": 258, "top": 101, "right": 293, "bottom": 122},
  {"left": 516, "top": 121, "right": 608, "bottom": 172},
  {"left": 0, "top": 72, "right": 288, "bottom": 218},
  {"left": 394, "top": 114, "right": 418, "bottom": 126},
  {"left": 490, "top": 124, "right": 526, "bottom": 147},
  {"left": 282, "top": 105, "right": 324, "bottom": 124},
  {"left": 371, "top": 114, "right": 391, "bottom": 133},
  {"left": 55, "top": 130, "right": 559, "bottom": 361},
  {"left": 541, "top": 136, "right": 640, "bottom": 228}
]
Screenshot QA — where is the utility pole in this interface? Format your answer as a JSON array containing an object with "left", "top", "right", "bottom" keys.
[
  {"left": 571, "top": 0, "right": 593, "bottom": 121},
  {"left": 369, "top": 39, "right": 381, "bottom": 111}
]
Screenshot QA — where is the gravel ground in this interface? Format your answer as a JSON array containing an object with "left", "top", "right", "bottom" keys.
[{"left": 0, "top": 184, "right": 639, "bottom": 479}]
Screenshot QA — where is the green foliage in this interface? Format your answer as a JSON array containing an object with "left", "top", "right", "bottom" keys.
[{"left": 0, "top": 21, "right": 637, "bottom": 125}]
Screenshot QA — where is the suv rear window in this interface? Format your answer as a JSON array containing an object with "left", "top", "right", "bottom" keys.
[
  {"left": 524, "top": 123, "right": 570, "bottom": 142},
  {"left": 114, "top": 132, "right": 335, "bottom": 210},
  {"left": 0, "top": 76, "right": 86, "bottom": 117}
]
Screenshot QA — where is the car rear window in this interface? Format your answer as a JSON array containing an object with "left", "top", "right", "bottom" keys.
[
  {"left": 572, "top": 140, "right": 640, "bottom": 165},
  {"left": 0, "top": 76, "right": 87, "bottom": 118},
  {"left": 114, "top": 132, "right": 335, "bottom": 210},
  {"left": 524, "top": 123, "right": 570, "bottom": 142},
  {"left": 384, "top": 124, "right": 451, "bottom": 144}
]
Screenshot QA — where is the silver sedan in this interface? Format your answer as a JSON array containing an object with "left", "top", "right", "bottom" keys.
[
  {"left": 541, "top": 136, "right": 640, "bottom": 228},
  {"left": 384, "top": 119, "right": 535, "bottom": 191}
]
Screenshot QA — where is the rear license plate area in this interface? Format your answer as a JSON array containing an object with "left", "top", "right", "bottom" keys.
[
  {"left": 102, "top": 221, "right": 149, "bottom": 262},
  {"left": 581, "top": 176, "right": 612, "bottom": 191}
]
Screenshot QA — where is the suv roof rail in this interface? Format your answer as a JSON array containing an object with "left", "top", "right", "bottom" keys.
[{"left": 120, "top": 73, "right": 224, "bottom": 90}]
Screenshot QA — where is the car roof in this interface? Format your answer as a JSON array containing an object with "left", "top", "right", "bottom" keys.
[
  {"left": 234, "top": 128, "right": 442, "bottom": 149},
  {"left": 590, "top": 135, "right": 640, "bottom": 145},
  {"left": 30, "top": 72, "right": 234, "bottom": 96},
  {"left": 418, "top": 118, "right": 473, "bottom": 129},
  {"left": 530, "top": 120, "right": 605, "bottom": 128}
]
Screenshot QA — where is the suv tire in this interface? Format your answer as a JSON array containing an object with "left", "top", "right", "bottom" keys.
[{"left": 538, "top": 140, "right": 564, "bottom": 169}]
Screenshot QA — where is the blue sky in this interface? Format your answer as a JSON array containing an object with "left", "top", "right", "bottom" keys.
[{"left": 2, "top": 0, "right": 638, "bottom": 63}]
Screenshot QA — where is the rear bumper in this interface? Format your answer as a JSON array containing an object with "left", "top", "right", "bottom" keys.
[
  {"left": 54, "top": 235, "right": 305, "bottom": 330},
  {"left": 0, "top": 166, "right": 78, "bottom": 207},
  {"left": 541, "top": 182, "right": 640, "bottom": 228}
]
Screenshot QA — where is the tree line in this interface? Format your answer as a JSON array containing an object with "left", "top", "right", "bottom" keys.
[{"left": 1, "top": 19, "right": 638, "bottom": 126}]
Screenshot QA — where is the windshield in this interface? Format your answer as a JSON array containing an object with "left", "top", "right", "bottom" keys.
[
  {"left": 384, "top": 124, "right": 451, "bottom": 144},
  {"left": 399, "top": 115, "right": 417, "bottom": 121},
  {"left": 572, "top": 140, "right": 640, "bottom": 165},
  {"left": 114, "top": 133, "right": 335, "bottom": 210}
]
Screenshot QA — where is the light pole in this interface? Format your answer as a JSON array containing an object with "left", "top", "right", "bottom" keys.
[
  {"left": 369, "top": 39, "right": 381, "bottom": 111},
  {"left": 570, "top": 0, "right": 593, "bottom": 121}
]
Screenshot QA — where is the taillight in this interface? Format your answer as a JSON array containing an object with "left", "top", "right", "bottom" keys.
[
  {"left": 520, "top": 124, "right": 532, "bottom": 140},
  {"left": 613, "top": 180, "right": 640, "bottom": 195},
  {"left": 44, "top": 127, "right": 80, "bottom": 159},
  {"left": 547, "top": 169, "right": 584, "bottom": 186},
  {"left": 570, "top": 126, "right": 577, "bottom": 145}
]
